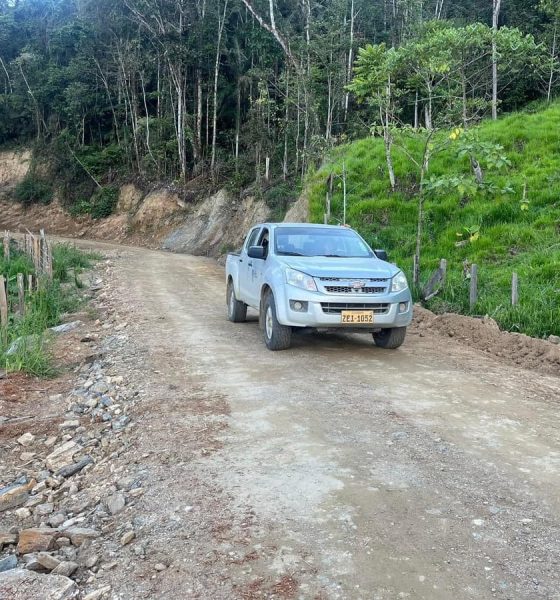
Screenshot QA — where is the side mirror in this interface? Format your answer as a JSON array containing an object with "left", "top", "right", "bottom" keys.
[
  {"left": 248, "top": 246, "right": 266, "bottom": 259},
  {"left": 375, "top": 249, "right": 388, "bottom": 261}
]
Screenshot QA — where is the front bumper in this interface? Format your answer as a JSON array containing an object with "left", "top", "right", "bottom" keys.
[{"left": 275, "top": 286, "right": 413, "bottom": 330}]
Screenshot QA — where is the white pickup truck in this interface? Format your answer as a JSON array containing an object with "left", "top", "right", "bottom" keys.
[{"left": 225, "top": 223, "right": 413, "bottom": 350}]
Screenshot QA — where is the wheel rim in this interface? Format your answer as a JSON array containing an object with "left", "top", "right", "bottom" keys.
[{"left": 265, "top": 306, "right": 273, "bottom": 339}]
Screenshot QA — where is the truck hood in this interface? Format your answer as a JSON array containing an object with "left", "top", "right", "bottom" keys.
[{"left": 281, "top": 256, "right": 399, "bottom": 279}]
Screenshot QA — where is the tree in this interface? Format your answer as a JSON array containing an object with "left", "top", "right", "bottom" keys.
[{"left": 348, "top": 43, "right": 399, "bottom": 191}]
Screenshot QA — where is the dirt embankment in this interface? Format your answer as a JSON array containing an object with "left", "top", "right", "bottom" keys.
[
  {"left": 0, "top": 149, "right": 275, "bottom": 256},
  {"left": 412, "top": 305, "right": 560, "bottom": 376}
]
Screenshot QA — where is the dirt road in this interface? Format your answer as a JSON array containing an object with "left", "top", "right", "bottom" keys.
[{"left": 79, "top": 241, "right": 560, "bottom": 599}]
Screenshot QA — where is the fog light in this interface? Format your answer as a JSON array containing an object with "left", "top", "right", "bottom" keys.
[
  {"left": 399, "top": 302, "right": 409, "bottom": 313},
  {"left": 290, "top": 300, "right": 308, "bottom": 312}
]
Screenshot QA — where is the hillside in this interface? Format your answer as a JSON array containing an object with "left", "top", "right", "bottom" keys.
[{"left": 306, "top": 103, "right": 560, "bottom": 338}]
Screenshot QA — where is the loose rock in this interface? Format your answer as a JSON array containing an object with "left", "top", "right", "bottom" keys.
[
  {"left": 0, "top": 480, "right": 35, "bottom": 512},
  {"left": 51, "top": 561, "right": 78, "bottom": 577},
  {"left": 15, "top": 508, "right": 31, "bottom": 520},
  {"left": 120, "top": 530, "right": 135, "bottom": 546},
  {"left": 17, "top": 528, "right": 59, "bottom": 554},
  {"left": 46, "top": 441, "right": 81, "bottom": 471},
  {"left": 64, "top": 527, "right": 99, "bottom": 547},
  {"left": 0, "top": 533, "right": 18, "bottom": 548},
  {"left": 37, "top": 552, "right": 61, "bottom": 571},
  {"left": 0, "top": 568, "right": 78, "bottom": 600},
  {"left": 56, "top": 456, "right": 93, "bottom": 479},
  {"left": 83, "top": 585, "right": 111, "bottom": 600},
  {"left": 0, "top": 555, "right": 17, "bottom": 572},
  {"left": 106, "top": 493, "right": 125, "bottom": 515},
  {"left": 17, "top": 432, "right": 35, "bottom": 447}
]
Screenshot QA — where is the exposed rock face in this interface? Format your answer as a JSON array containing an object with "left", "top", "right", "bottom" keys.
[
  {"left": 131, "top": 189, "right": 186, "bottom": 232},
  {"left": 116, "top": 184, "right": 143, "bottom": 214},
  {"left": 283, "top": 192, "right": 309, "bottom": 223},
  {"left": 0, "top": 150, "right": 31, "bottom": 196},
  {"left": 162, "top": 189, "right": 271, "bottom": 256}
]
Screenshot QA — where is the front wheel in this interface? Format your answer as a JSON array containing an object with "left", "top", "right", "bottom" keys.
[
  {"left": 227, "top": 280, "right": 247, "bottom": 323},
  {"left": 372, "top": 327, "right": 407, "bottom": 349},
  {"left": 263, "top": 293, "right": 292, "bottom": 351}
]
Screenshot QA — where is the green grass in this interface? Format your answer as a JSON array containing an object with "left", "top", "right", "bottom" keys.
[
  {"left": 1, "top": 244, "right": 99, "bottom": 376},
  {"left": 52, "top": 243, "right": 101, "bottom": 282},
  {"left": 306, "top": 102, "right": 560, "bottom": 338}
]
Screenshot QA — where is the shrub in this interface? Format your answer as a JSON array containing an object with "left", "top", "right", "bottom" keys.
[
  {"left": 13, "top": 176, "right": 54, "bottom": 207},
  {"left": 90, "top": 187, "right": 118, "bottom": 219}
]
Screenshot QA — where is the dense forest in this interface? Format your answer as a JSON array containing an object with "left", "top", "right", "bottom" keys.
[{"left": 0, "top": 0, "right": 558, "bottom": 214}]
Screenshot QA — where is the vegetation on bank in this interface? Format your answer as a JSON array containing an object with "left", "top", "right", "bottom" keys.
[
  {"left": 0, "top": 0, "right": 558, "bottom": 216},
  {"left": 0, "top": 243, "right": 99, "bottom": 376},
  {"left": 307, "top": 102, "right": 560, "bottom": 338}
]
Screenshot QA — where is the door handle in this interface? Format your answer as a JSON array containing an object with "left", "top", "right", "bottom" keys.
[
  {"left": 239, "top": 258, "right": 243, "bottom": 263},
  {"left": 248, "top": 262, "right": 253, "bottom": 267}
]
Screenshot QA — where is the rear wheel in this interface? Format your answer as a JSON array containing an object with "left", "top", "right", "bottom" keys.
[
  {"left": 263, "top": 293, "right": 292, "bottom": 351},
  {"left": 372, "top": 327, "right": 407, "bottom": 349},
  {"left": 226, "top": 280, "right": 247, "bottom": 323}
]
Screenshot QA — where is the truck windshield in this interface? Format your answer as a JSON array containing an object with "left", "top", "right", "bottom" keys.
[{"left": 275, "top": 227, "right": 374, "bottom": 258}]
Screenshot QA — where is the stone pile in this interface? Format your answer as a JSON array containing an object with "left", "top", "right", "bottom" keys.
[{"left": 0, "top": 298, "right": 145, "bottom": 599}]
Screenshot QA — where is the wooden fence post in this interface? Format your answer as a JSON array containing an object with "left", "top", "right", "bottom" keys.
[
  {"left": 3, "top": 232, "right": 9, "bottom": 261},
  {"left": 439, "top": 259, "right": 447, "bottom": 285},
  {"left": 512, "top": 272, "right": 519, "bottom": 306},
  {"left": 28, "top": 274, "right": 34, "bottom": 293},
  {"left": 0, "top": 275, "right": 7, "bottom": 329},
  {"left": 33, "top": 235, "right": 41, "bottom": 272},
  {"left": 17, "top": 273, "right": 25, "bottom": 316},
  {"left": 469, "top": 264, "right": 478, "bottom": 309}
]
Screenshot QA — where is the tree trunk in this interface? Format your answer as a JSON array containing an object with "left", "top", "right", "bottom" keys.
[
  {"left": 235, "top": 80, "right": 241, "bottom": 170},
  {"left": 211, "top": 0, "right": 229, "bottom": 176},
  {"left": 492, "top": 0, "right": 502, "bottom": 120},
  {"left": 461, "top": 71, "right": 468, "bottom": 127},
  {"left": 413, "top": 135, "right": 433, "bottom": 287},
  {"left": 343, "top": 0, "right": 355, "bottom": 122},
  {"left": 547, "top": 23, "right": 557, "bottom": 103},
  {"left": 282, "top": 71, "right": 289, "bottom": 179}
]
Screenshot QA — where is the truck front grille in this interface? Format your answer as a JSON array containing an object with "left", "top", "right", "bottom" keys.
[
  {"left": 324, "top": 286, "right": 386, "bottom": 294},
  {"left": 320, "top": 302, "right": 390, "bottom": 315},
  {"left": 319, "top": 277, "right": 389, "bottom": 295}
]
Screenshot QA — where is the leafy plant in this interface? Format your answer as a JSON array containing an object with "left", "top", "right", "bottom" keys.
[{"left": 13, "top": 176, "right": 54, "bottom": 207}]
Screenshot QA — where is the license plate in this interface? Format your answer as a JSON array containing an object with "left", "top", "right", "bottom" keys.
[{"left": 341, "top": 310, "right": 374, "bottom": 324}]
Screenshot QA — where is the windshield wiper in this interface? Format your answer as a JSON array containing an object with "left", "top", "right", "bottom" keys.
[{"left": 278, "top": 251, "right": 305, "bottom": 256}]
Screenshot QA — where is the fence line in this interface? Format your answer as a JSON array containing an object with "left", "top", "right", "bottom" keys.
[
  {"left": 423, "top": 259, "right": 521, "bottom": 311},
  {"left": 1, "top": 230, "right": 52, "bottom": 335}
]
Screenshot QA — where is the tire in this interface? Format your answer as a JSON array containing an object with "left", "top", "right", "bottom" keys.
[
  {"left": 262, "top": 293, "right": 292, "bottom": 351},
  {"left": 372, "top": 327, "right": 407, "bottom": 349},
  {"left": 226, "top": 280, "right": 247, "bottom": 323}
]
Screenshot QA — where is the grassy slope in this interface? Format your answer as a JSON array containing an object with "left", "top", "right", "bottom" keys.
[
  {"left": 306, "top": 103, "right": 560, "bottom": 338},
  {"left": 0, "top": 244, "right": 99, "bottom": 375}
]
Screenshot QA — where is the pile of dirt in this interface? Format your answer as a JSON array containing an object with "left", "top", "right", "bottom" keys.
[{"left": 412, "top": 304, "right": 560, "bottom": 376}]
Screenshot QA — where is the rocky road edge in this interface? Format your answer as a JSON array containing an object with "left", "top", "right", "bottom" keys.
[{"left": 0, "top": 254, "right": 141, "bottom": 600}]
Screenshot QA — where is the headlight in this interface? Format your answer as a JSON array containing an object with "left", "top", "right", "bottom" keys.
[
  {"left": 285, "top": 268, "right": 317, "bottom": 291},
  {"left": 391, "top": 271, "right": 408, "bottom": 293}
]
